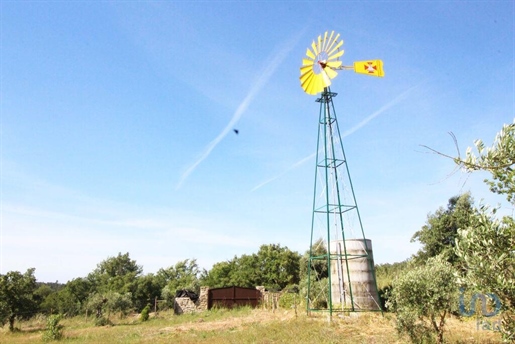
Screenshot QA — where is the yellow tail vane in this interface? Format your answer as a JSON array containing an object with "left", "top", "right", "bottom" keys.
[{"left": 353, "top": 60, "right": 385, "bottom": 77}]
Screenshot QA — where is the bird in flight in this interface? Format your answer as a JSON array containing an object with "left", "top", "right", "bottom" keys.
[{"left": 233, "top": 129, "right": 239, "bottom": 135}]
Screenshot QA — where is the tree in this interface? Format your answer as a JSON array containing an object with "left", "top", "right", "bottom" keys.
[
  {"left": 0, "top": 268, "right": 39, "bottom": 331},
  {"left": 133, "top": 274, "right": 162, "bottom": 312},
  {"left": 201, "top": 256, "right": 257, "bottom": 288},
  {"left": 88, "top": 252, "right": 142, "bottom": 295},
  {"left": 411, "top": 193, "right": 475, "bottom": 265},
  {"left": 299, "top": 238, "right": 328, "bottom": 281},
  {"left": 39, "top": 277, "right": 93, "bottom": 316},
  {"left": 299, "top": 238, "right": 329, "bottom": 309},
  {"left": 455, "top": 209, "right": 514, "bottom": 341},
  {"left": 157, "top": 259, "right": 201, "bottom": 307},
  {"left": 231, "top": 254, "right": 259, "bottom": 288},
  {"left": 387, "top": 257, "right": 458, "bottom": 344},
  {"left": 66, "top": 277, "right": 93, "bottom": 307},
  {"left": 86, "top": 291, "right": 133, "bottom": 324},
  {"left": 201, "top": 244, "right": 301, "bottom": 291},
  {"left": 157, "top": 259, "right": 200, "bottom": 293},
  {"left": 87, "top": 252, "right": 143, "bottom": 306},
  {"left": 65, "top": 277, "right": 93, "bottom": 313},
  {"left": 200, "top": 260, "right": 235, "bottom": 288},
  {"left": 375, "top": 260, "right": 410, "bottom": 310},
  {"left": 452, "top": 121, "right": 515, "bottom": 342},
  {"left": 458, "top": 121, "right": 515, "bottom": 202},
  {"left": 254, "top": 244, "right": 301, "bottom": 290}
]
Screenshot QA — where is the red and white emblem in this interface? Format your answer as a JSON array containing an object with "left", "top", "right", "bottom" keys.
[{"left": 364, "top": 62, "right": 377, "bottom": 73}]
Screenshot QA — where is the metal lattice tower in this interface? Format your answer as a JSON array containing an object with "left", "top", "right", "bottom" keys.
[
  {"left": 306, "top": 87, "right": 381, "bottom": 317},
  {"left": 298, "top": 31, "right": 384, "bottom": 317}
]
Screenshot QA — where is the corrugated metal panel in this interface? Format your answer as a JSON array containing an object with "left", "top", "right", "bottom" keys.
[{"left": 208, "top": 286, "right": 261, "bottom": 310}]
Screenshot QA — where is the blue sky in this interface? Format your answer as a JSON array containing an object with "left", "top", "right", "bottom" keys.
[{"left": 1, "top": 1, "right": 514, "bottom": 283}]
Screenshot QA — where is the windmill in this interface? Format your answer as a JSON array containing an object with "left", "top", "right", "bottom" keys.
[{"left": 300, "top": 31, "right": 383, "bottom": 316}]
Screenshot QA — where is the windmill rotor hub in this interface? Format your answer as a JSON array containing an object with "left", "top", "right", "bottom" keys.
[{"left": 314, "top": 52, "right": 329, "bottom": 74}]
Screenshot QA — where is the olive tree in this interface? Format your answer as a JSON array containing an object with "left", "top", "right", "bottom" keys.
[
  {"left": 453, "top": 121, "right": 515, "bottom": 342},
  {"left": 387, "top": 257, "right": 458, "bottom": 344},
  {"left": 86, "top": 291, "right": 133, "bottom": 325},
  {"left": 455, "top": 210, "right": 514, "bottom": 342},
  {"left": 458, "top": 122, "right": 515, "bottom": 201}
]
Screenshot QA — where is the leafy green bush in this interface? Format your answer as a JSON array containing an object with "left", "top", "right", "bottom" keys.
[
  {"left": 140, "top": 305, "right": 150, "bottom": 322},
  {"left": 279, "top": 287, "right": 300, "bottom": 310},
  {"left": 377, "top": 285, "right": 391, "bottom": 311},
  {"left": 300, "top": 277, "right": 328, "bottom": 309},
  {"left": 386, "top": 257, "right": 458, "bottom": 344},
  {"left": 42, "top": 314, "right": 63, "bottom": 341},
  {"left": 94, "top": 316, "right": 112, "bottom": 327}
]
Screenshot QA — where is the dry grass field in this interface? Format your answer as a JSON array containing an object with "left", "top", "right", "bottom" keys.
[{"left": 0, "top": 308, "right": 505, "bottom": 344}]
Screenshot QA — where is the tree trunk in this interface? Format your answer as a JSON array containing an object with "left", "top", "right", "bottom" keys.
[
  {"left": 8, "top": 315, "right": 15, "bottom": 332},
  {"left": 437, "top": 311, "right": 447, "bottom": 344}
]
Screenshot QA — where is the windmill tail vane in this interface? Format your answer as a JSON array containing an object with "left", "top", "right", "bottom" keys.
[{"left": 351, "top": 60, "right": 384, "bottom": 77}]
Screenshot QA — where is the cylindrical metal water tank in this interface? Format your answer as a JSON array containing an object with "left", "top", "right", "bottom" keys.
[{"left": 329, "top": 239, "right": 380, "bottom": 311}]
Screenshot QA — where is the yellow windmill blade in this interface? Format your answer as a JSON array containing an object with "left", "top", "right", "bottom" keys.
[
  {"left": 328, "top": 49, "right": 344, "bottom": 61},
  {"left": 327, "top": 39, "right": 343, "bottom": 58},
  {"left": 323, "top": 67, "right": 338, "bottom": 79},
  {"left": 321, "top": 31, "right": 334, "bottom": 53},
  {"left": 299, "top": 31, "right": 344, "bottom": 95},
  {"left": 325, "top": 32, "right": 340, "bottom": 55},
  {"left": 305, "top": 48, "right": 316, "bottom": 60},
  {"left": 321, "top": 31, "right": 329, "bottom": 52},
  {"left": 353, "top": 60, "right": 385, "bottom": 77},
  {"left": 326, "top": 60, "right": 343, "bottom": 69},
  {"left": 311, "top": 40, "right": 319, "bottom": 57}
]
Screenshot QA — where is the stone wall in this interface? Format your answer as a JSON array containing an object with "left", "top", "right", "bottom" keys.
[
  {"left": 174, "top": 286, "right": 210, "bottom": 314},
  {"left": 174, "top": 297, "right": 197, "bottom": 315},
  {"left": 197, "top": 286, "right": 209, "bottom": 311}
]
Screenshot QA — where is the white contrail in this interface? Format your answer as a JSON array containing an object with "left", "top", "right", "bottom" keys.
[
  {"left": 251, "top": 153, "right": 315, "bottom": 192},
  {"left": 251, "top": 83, "right": 421, "bottom": 191},
  {"left": 340, "top": 83, "right": 418, "bottom": 138},
  {"left": 176, "top": 32, "right": 304, "bottom": 189}
]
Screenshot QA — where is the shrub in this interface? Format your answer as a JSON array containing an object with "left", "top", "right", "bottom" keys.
[
  {"left": 42, "top": 314, "right": 63, "bottom": 341},
  {"left": 378, "top": 285, "right": 392, "bottom": 311},
  {"left": 94, "top": 316, "right": 112, "bottom": 327},
  {"left": 386, "top": 257, "right": 458, "bottom": 344},
  {"left": 140, "top": 305, "right": 150, "bottom": 322},
  {"left": 279, "top": 289, "right": 300, "bottom": 310}
]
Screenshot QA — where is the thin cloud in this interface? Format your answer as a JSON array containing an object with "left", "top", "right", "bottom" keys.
[
  {"left": 251, "top": 83, "right": 422, "bottom": 191},
  {"left": 176, "top": 31, "right": 305, "bottom": 189}
]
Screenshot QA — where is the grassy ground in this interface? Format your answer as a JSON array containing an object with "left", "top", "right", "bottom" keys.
[{"left": 0, "top": 308, "right": 505, "bottom": 344}]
